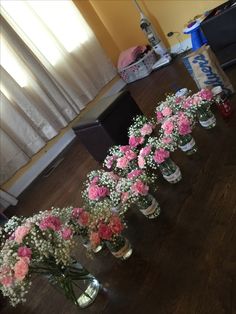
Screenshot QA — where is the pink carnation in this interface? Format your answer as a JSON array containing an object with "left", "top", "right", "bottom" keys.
[
  {"left": 121, "top": 192, "right": 129, "bottom": 203},
  {"left": 175, "top": 96, "right": 184, "bottom": 104},
  {"left": 18, "top": 246, "right": 32, "bottom": 259},
  {"left": 98, "top": 223, "right": 113, "bottom": 240},
  {"left": 162, "top": 137, "right": 172, "bottom": 144},
  {"left": 125, "top": 150, "right": 137, "bottom": 161},
  {"left": 127, "top": 169, "right": 143, "bottom": 179},
  {"left": 192, "top": 96, "right": 202, "bottom": 105},
  {"left": 140, "top": 123, "right": 153, "bottom": 136},
  {"left": 162, "top": 107, "right": 172, "bottom": 117},
  {"left": 140, "top": 145, "right": 151, "bottom": 157},
  {"left": 109, "top": 215, "right": 123, "bottom": 234},
  {"left": 60, "top": 227, "right": 73, "bottom": 240},
  {"left": 138, "top": 156, "right": 145, "bottom": 169},
  {"left": 105, "top": 156, "right": 116, "bottom": 169},
  {"left": 183, "top": 97, "right": 193, "bottom": 109},
  {"left": 156, "top": 111, "right": 164, "bottom": 122},
  {"left": 88, "top": 184, "right": 100, "bottom": 200},
  {"left": 14, "top": 257, "right": 29, "bottom": 281},
  {"left": 97, "top": 186, "right": 109, "bottom": 198},
  {"left": 178, "top": 119, "right": 191, "bottom": 135},
  {"left": 153, "top": 148, "right": 170, "bottom": 164},
  {"left": 117, "top": 156, "right": 129, "bottom": 169},
  {"left": 198, "top": 88, "right": 213, "bottom": 101},
  {"left": 129, "top": 136, "right": 144, "bottom": 148},
  {"left": 39, "top": 216, "right": 61, "bottom": 231},
  {"left": 162, "top": 120, "right": 174, "bottom": 135},
  {"left": 14, "top": 225, "right": 31, "bottom": 244},
  {"left": 0, "top": 267, "right": 13, "bottom": 287},
  {"left": 90, "top": 232, "right": 101, "bottom": 248},
  {"left": 91, "top": 176, "right": 99, "bottom": 184},
  {"left": 79, "top": 211, "right": 90, "bottom": 226},
  {"left": 119, "top": 145, "right": 130, "bottom": 153},
  {"left": 131, "top": 180, "right": 149, "bottom": 196},
  {"left": 72, "top": 207, "right": 84, "bottom": 219}
]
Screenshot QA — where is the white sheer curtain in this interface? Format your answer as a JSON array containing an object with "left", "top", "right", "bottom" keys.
[{"left": 0, "top": 0, "right": 116, "bottom": 186}]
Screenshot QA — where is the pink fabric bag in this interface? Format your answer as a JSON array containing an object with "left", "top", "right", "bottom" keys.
[{"left": 117, "top": 46, "right": 147, "bottom": 70}]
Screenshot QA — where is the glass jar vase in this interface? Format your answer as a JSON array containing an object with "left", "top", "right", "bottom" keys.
[
  {"left": 136, "top": 194, "right": 161, "bottom": 219},
  {"left": 158, "top": 158, "right": 182, "bottom": 184},
  {"left": 81, "top": 235, "right": 103, "bottom": 253},
  {"left": 46, "top": 259, "right": 100, "bottom": 308},
  {"left": 198, "top": 108, "right": 216, "bottom": 129},
  {"left": 178, "top": 134, "right": 197, "bottom": 155},
  {"left": 106, "top": 235, "right": 132, "bottom": 260}
]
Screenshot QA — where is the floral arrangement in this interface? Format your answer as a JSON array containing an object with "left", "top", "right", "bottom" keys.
[
  {"left": 159, "top": 111, "right": 195, "bottom": 145},
  {"left": 182, "top": 88, "right": 214, "bottom": 115},
  {"left": 103, "top": 145, "right": 138, "bottom": 176},
  {"left": 82, "top": 170, "right": 121, "bottom": 209},
  {"left": 0, "top": 208, "right": 76, "bottom": 306},
  {"left": 128, "top": 115, "right": 155, "bottom": 146}
]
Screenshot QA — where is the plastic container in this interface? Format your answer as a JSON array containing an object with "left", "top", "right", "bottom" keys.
[{"left": 118, "top": 50, "right": 157, "bottom": 83}]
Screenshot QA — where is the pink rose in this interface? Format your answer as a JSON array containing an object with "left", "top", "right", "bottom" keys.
[
  {"left": 162, "top": 120, "right": 174, "bottom": 135},
  {"left": 153, "top": 148, "right": 170, "bottom": 164},
  {"left": 156, "top": 111, "right": 164, "bottom": 122},
  {"left": 88, "top": 184, "right": 100, "bottom": 200},
  {"left": 18, "top": 246, "right": 32, "bottom": 259},
  {"left": 127, "top": 169, "right": 143, "bottom": 179},
  {"left": 117, "top": 156, "right": 129, "bottom": 169},
  {"left": 14, "top": 257, "right": 29, "bottom": 281},
  {"left": 162, "top": 107, "right": 172, "bottom": 117},
  {"left": 98, "top": 223, "right": 112, "bottom": 240},
  {"left": 140, "top": 123, "right": 153, "bottom": 136},
  {"left": 140, "top": 145, "right": 151, "bottom": 157},
  {"left": 60, "top": 227, "right": 73, "bottom": 240},
  {"left": 131, "top": 180, "right": 149, "bottom": 196},
  {"left": 39, "top": 216, "right": 61, "bottom": 231},
  {"left": 125, "top": 150, "right": 137, "bottom": 161},
  {"left": 14, "top": 226, "right": 31, "bottom": 244},
  {"left": 90, "top": 232, "right": 101, "bottom": 248},
  {"left": 138, "top": 156, "right": 145, "bottom": 169}
]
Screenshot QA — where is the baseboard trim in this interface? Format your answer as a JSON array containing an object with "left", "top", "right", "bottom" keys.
[
  {"left": 7, "top": 129, "right": 76, "bottom": 198},
  {"left": 103, "top": 78, "right": 127, "bottom": 97}
]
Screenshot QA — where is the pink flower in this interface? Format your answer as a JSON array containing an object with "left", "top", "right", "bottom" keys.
[
  {"left": 121, "top": 192, "right": 129, "bottom": 203},
  {"left": 14, "top": 257, "right": 29, "bottom": 281},
  {"left": 119, "top": 145, "right": 130, "bottom": 153},
  {"left": 60, "top": 227, "right": 73, "bottom": 240},
  {"left": 39, "top": 216, "right": 61, "bottom": 231},
  {"left": 183, "top": 97, "right": 193, "bottom": 109},
  {"left": 125, "top": 150, "right": 137, "bottom": 161},
  {"left": 0, "top": 267, "right": 13, "bottom": 287},
  {"left": 198, "top": 88, "right": 213, "bottom": 101},
  {"left": 88, "top": 184, "right": 100, "bottom": 200},
  {"left": 175, "top": 96, "right": 183, "bottom": 104},
  {"left": 127, "top": 169, "right": 143, "bottom": 179},
  {"left": 178, "top": 119, "right": 191, "bottom": 135},
  {"left": 162, "top": 120, "right": 174, "bottom": 135},
  {"left": 138, "top": 156, "right": 145, "bottom": 169},
  {"left": 156, "top": 111, "right": 164, "bottom": 122},
  {"left": 91, "top": 176, "right": 99, "bottom": 184},
  {"left": 79, "top": 211, "right": 90, "bottom": 226},
  {"left": 140, "top": 145, "right": 151, "bottom": 157},
  {"left": 131, "top": 180, "right": 149, "bottom": 196},
  {"left": 90, "top": 232, "right": 101, "bottom": 248},
  {"left": 97, "top": 186, "right": 109, "bottom": 198},
  {"left": 72, "top": 207, "right": 84, "bottom": 219},
  {"left": 192, "top": 96, "right": 202, "bottom": 105},
  {"left": 162, "top": 137, "right": 172, "bottom": 144},
  {"left": 14, "top": 226, "right": 31, "bottom": 244},
  {"left": 108, "top": 172, "right": 120, "bottom": 181},
  {"left": 98, "top": 223, "right": 113, "bottom": 240},
  {"left": 162, "top": 107, "right": 172, "bottom": 117},
  {"left": 117, "top": 156, "right": 129, "bottom": 169},
  {"left": 18, "top": 246, "right": 32, "bottom": 259},
  {"left": 109, "top": 215, "right": 123, "bottom": 234},
  {"left": 129, "top": 136, "right": 144, "bottom": 147},
  {"left": 140, "top": 123, "right": 153, "bottom": 136},
  {"left": 153, "top": 148, "right": 170, "bottom": 164},
  {"left": 105, "top": 156, "right": 116, "bottom": 169}
]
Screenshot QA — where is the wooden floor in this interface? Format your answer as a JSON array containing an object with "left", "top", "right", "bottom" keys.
[{"left": 2, "top": 56, "right": 236, "bottom": 314}]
